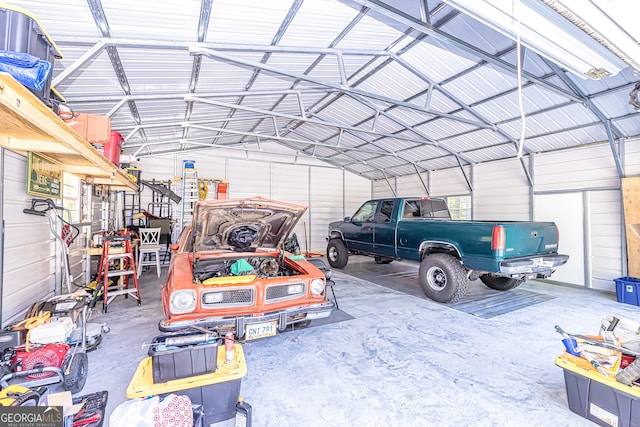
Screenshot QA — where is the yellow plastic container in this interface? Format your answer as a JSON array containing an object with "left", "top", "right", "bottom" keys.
[
  {"left": 127, "top": 344, "right": 247, "bottom": 424},
  {"left": 556, "top": 353, "right": 640, "bottom": 426}
]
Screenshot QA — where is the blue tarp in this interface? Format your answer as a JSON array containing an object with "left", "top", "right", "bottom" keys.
[{"left": 0, "top": 50, "right": 52, "bottom": 91}]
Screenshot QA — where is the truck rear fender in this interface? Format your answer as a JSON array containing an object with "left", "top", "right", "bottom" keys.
[{"left": 419, "top": 241, "right": 462, "bottom": 261}]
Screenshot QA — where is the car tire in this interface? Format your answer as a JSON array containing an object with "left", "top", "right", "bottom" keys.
[
  {"left": 480, "top": 275, "right": 523, "bottom": 291},
  {"left": 326, "top": 239, "right": 349, "bottom": 268},
  {"left": 418, "top": 253, "right": 469, "bottom": 303}
]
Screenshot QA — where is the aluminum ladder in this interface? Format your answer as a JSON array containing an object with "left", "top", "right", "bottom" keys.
[{"left": 180, "top": 160, "right": 199, "bottom": 231}]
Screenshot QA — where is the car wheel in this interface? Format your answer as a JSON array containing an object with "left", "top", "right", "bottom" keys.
[
  {"left": 480, "top": 275, "right": 523, "bottom": 291},
  {"left": 326, "top": 239, "right": 349, "bottom": 268},
  {"left": 418, "top": 253, "right": 469, "bottom": 303}
]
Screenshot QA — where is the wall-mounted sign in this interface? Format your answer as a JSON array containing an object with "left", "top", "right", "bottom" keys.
[{"left": 27, "top": 152, "right": 62, "bottom": 199}]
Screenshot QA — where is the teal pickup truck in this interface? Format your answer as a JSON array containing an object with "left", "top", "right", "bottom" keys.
[{"left": 326, "top": 197, "right": 569, "bottom": 303}]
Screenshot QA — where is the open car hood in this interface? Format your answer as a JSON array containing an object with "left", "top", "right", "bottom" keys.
[{"left": 192, "top": 196, "right": 307, "bottom": 252}]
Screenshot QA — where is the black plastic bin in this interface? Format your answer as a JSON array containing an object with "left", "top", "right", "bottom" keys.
[
  {"left": 148, "top": 332, "right": 220, "bottom": 383},
  {"left": 0, "top": 5, "right": 63, "bottom": 104}
]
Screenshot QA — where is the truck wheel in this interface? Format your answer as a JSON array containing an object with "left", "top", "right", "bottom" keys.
[
  {"left": 374, "top": 256, "right": 393, "bottom": 264},
  {"left": 327, "top": 239, "right": 349, "bottom": 268},
  {"left": 419, "top": 254, "right": 469, "bottom": 303},
  {"left": 480, "top": 275, "right": 523, "bottom": 291}
]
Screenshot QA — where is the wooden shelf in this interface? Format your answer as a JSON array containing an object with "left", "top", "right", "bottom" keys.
[{"left": 0, "top": 73, "right": 138, "bottom": 191}]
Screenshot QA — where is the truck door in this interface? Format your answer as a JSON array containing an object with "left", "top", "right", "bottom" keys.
[
  {"left": 373, "top": 199, "right": 397, "bottom": 257},
  {"left": 341, "top": 200, "right": 378, "bottom": 253}
]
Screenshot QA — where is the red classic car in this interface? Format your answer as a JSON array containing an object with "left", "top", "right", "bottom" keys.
[{"left": 159, "top": 196, "right": 335, "bottom": 340}]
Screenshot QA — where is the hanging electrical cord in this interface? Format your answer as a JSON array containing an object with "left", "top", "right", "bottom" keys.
[{"left": 515, "top": 0, "right": 526, "bottom": 159}]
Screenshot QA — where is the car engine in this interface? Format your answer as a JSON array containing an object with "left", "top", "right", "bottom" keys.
[{"left": 193, "top": 255, "right": 300, "bottom": 282}]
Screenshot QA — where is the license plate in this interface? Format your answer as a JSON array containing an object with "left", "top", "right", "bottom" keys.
[{"left": 245, "top": 321, "right": 277, "bottom": 340}]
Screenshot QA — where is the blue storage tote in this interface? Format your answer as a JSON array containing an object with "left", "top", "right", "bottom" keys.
[{"left": 615, "top": 277, "right": 640, "bottom": 306}]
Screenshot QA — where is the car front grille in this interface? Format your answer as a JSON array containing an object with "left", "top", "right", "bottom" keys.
[
  {"left": 266, "top": 282, "right": 306, "bottom": 303},
  {"left": 202, "top": 288, "right": 254, "bottom": 308}
]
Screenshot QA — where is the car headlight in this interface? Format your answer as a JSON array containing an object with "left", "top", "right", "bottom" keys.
[
  {"left": 309, "top": 278, "right": 325, "bottom": 296},
  {"left": 170, "top": 290, "right": 196, "bottom": 314}
]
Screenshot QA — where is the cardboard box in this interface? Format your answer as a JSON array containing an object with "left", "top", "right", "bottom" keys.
[
  {"left": 556, "top": 354, "right": 640, "bottom": 427},
  {"left": 46, "top": 391, "right": 83, "bottom": 427}
]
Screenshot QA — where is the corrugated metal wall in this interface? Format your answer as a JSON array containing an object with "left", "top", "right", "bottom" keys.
[
  {"left": 2, "top": 150, "right": 55, "bottom": 326},
  {"left": 137, "top": 155, "right": 371, "bottom": 253},
  {"left": 474, "top": 159, "right": 530, "bottom": 220}
]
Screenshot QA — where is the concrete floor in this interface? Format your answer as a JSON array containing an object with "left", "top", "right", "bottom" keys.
[{"left": 61, "top": 256, "right": 640, "bottom": 426}]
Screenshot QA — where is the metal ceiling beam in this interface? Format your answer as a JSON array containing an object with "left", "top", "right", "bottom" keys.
[
  {"left": 85, "top": 0, "right": 148, "bottom": 144},
  {"left": 52, "top": 40, "right": 107, "bottom": 87},
  {"left": 543, "top": 59, "right": 625, "bottom": 178},
  {"left": 350, "top": 0, "right": 584, "bottom": 104},
  {"left": 182, "top": 0, "right": 214, "bottom": 142},
  {"left": 186, "top": 96, "right": 438, "bottom": 147},
  {"left": 191, "top": 46, "right": 492, "bottom": 129},
  {"left": 63, "top": 88, "right": 337, "bottom": 103},
  {"left": 184, "top": 124, "right": 391, "bottom": 155}
]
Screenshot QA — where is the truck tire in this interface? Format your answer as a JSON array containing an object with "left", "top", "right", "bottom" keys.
[
  {"left": 418, "top": 253, "right": 469, "bottom": 303},
  {"left": 480, "top": 275, "right": 522, "bottom": 291},
  {"left": 327, "top": 239, "right": 349, "bottom": 268}
]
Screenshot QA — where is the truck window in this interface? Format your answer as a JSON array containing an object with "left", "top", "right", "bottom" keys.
[
  {"left": 377, "top": 200, "right": 394, "bottom": 223},
  {"left": 402, "top": 199, "right": 450, "bottom": 219},
  {"left": 351, "top": 201, "right": 378, "bottom": 222}
]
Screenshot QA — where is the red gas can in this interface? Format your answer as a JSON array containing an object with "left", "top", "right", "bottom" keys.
[{"left": 104, "top": 131, "right": 123, "bottom": 165}]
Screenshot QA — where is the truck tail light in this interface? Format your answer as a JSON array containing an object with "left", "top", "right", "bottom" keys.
[{"left": 491, "top": 225, "right": 505, "bottom": 251}]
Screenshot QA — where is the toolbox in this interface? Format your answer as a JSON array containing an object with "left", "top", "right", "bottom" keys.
[
  {"left": 148, "top": 331, "right": 219, "bottom": 383},
  {"left": 66, "top": 112, "right": 111, "bottom": 144},
  {"left": 127, "top": 344, "right": 247, "bottom": 425},
  {"left": 556, "top": 353, "right": 640, "bottom": 427}
]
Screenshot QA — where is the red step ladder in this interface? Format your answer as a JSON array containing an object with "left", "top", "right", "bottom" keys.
[{"left": 96, "top": 234, "right": 141, "bottom": 313}]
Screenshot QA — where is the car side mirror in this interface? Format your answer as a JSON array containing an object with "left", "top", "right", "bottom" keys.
[
  {"left": 169, "top": 243, "right": 179, "bottom": 252},
  {"left": 344, "top": 217, "right": 351, "bottom": 222}
]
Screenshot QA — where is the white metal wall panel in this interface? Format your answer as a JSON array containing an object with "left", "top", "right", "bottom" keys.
[
  {"left": 227, "top": 160, "right": 271, "bottom": 198},
  {"left": 344, "top": 174, "right": 372, "bottom": 219},
  {"left": 624, "top": 137, "right": 640, "bottom": 177},
  {"left": 395, "top": 174, "right": 429, "bottom": 197},
  {"left": 474, "top": 158, "right": 531, "bottom": 220},
  {"left": 589, "top": 190, "right": 623, "bottom": 292},
  {"left": 430, "top": 167, "right": 472, "bottom": 198},
  {"left": 309, "top": 168, "right": 344, "bottom": 253},
  {"left": 2, "top": 151, "right": 55, "bottom": 326},
  {"left": 372, "top": 179, "right": 395, "bottom": 198},
  {"left": 271, "top": 164, "right": 310, "bottom": 252},
  {"left": 534, "top": 145, "right": 620, "bottom": 192}
]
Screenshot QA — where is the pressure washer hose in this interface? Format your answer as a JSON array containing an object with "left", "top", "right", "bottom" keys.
[{"left": 13, "top": 312, "right": 51, "bottom": 352}]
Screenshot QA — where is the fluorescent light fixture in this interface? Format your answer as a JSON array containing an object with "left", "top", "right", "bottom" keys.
[{"left": 445, "top": 0, "right": 635, "bottom": 79}]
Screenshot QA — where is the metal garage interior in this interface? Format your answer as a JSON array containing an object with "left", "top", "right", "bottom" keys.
[{"left": 1, "top": 0, "right": 640, "bottom": 426}]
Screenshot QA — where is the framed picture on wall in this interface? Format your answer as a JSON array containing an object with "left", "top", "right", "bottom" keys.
[{"left": 27, "top": 152, "right": 63, "bottom": 199}]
